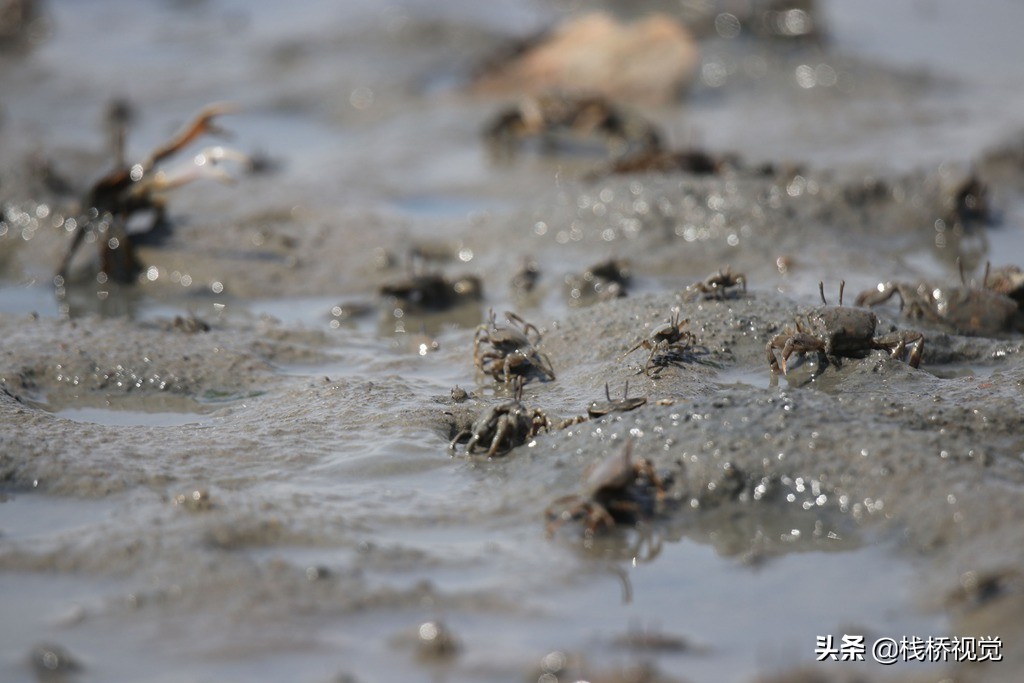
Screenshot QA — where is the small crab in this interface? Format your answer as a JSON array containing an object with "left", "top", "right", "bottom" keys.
[
  {"left": 449, "top": 382, "right": 552, "bottom": 458},
  {"left": 57, "top": 102, "right": 247, "bottom": 283},
  {"left": 855, "top": 262, "right": 1017, "bottom": 336},
  {"left": 587, "top": 381, "right": 647, "bottom": 418},
  {"left": 768, "top": 281, "right": 924, "bottom": 374},
  {"left": 557, "top": 381, "right": 649, "bottom": 429},
  {"left": 565, "top": 258, "right": 631, "bottom": 305},
  {"left": 623, "top": 308, "right": 697, "bottom": 376},
  {"left": 985, "top": 264, "right": 1024, "bottom": 306},
  {"left": 380, "top": 271, "right": 482, "bottom": 312},
  {"left": 474, "top": 309, "right": 555, "bottom": 384},
  {"left": 684, "top": 266, "right": 747, "bottom": 300},
  {"left": 510, "top": 256, "right": 540, "bottom": 296},
  {"left": 604, "top": 147, "right": 736, "bottom": 176},
  {"left": 484, "top": 93, "right": 663, "bottom": 158},
  {"left": 944, "top": 171, "right": 989, "bottom": 228},
  {"left": 545, "top": 440, "right": 665, "bottom": 536}
]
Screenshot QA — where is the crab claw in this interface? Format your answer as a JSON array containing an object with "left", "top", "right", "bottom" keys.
[
  {"left": 142, "top": 146, "right": 250, "bottom": 193},
  {"left": 192, "top": 146, "right": 251, "bottom": 182},
  {"left": 145, "top": 102, "right": 239, "bottom": 167}
]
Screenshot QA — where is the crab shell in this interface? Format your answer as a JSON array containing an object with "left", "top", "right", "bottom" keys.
[
  {"left": 801, "top": 305, "right": 879, "bottom": 354},
  {"left": 929, "top": 286, "right": 1017, "bottom": 336}
]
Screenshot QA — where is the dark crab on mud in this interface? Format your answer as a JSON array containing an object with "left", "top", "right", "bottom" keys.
[
  {"left": 602, "top": 147, "right": 738, "bottom": 177},
  {"left": 483, "top": 93, "right": 663, "bottom": 158},
  {"left": 587, "top": 381, "right": 647, "bottom": 418},
  {"left": 473, "top": 309, "right": 555, "bottom": 384},
  {"left": 985, "top": 264, "right": 1024, "bottom": 306},
  {"left": 623, "top": 308, "right": 697, "bottom": 376},
  {"left": 379, "top": 270, "right": 483, "bottom": 313},
  {"left": 855, "top": 262, "right": 1019, "bottom": 337},
  {"left": 57, "top": 103, "right": 247, "bottom": 284},
  {"left": 557, "top": 381, "right": 649, "bottom": 430},
  {"left": 767, "top": 281, "right": 924, "bottom": 374},
  {"left": 545, "top": 440, "right": 667, "bottom": 536},
  {"left": 684, "top": 265, "right": 747, "bottom": 301},
  {"left": 565, "top": 258, "right": 631, "bottom": 305},
  {"left": 449, "top": 382, "right": 552, "bottom": 458}
]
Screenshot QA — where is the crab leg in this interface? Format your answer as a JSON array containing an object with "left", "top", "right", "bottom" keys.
[
  {"left": 873, "top": 331, "right": 924, "bottom": 369},
  {"left": 55, "top": 214, "right": 90, "bottom": 281},
  {"left": 486, "top": 417, "right": 513, "bottom": 458}
]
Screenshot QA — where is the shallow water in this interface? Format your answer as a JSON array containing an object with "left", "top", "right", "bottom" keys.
[{"left": 2, "top": 1, "right": 1024, "bottom": 682}]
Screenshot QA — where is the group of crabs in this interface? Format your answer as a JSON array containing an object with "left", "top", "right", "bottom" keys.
[
  {"left": 50, "top": 104, "right": 1024, "bottom": 537},
  {"left": 449, "top": 261, "right": 1024, "bottom": 536}
]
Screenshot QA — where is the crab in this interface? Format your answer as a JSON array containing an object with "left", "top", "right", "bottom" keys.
[
  {"left": 587, "top": 381, "right": 647, "bottom": 418},
  {"left": 379, "top": 271, "right": 483, "bottom": 312},
  {"left": 556, "top": 381, "right": 648, "bottom": 430},
  {"left": 510, "top": 256, "right": 540, "bottom": 295},
  {"left": 684, "top": 266, "right": 747, "bottom": 300},
  {"left": 767, "top": 281, "right": 924, "bottom": 374},
  {"left": 565, "top": 258, "right": 631, "bottom": 305},
  {"left": 448, "top": 382, "right": 552, "bottom": 458},
  {"left": 623, "top": 308, "right": 697, "bottom": 376},
  {"left": 985, "top": 264, "right": 1024, "bottom": 306},
  {"left": 945, "top": 171, "right": 989, "bottom": 228},
  {"left": 483, "top": 93, "right": 663, "bottom": 158},
  {"left": 474, "top": 309, "right": 555, "bottom": 384},
  {"left": 56, "top": 102, "right": 247, "bottom": 284},
  {"left": 604, "top": 147, "right": 736, "bottom": 177},
  {"left": 545, "top": 439, "right": 666, "bottom": 536},
  {"left": 854, "top": 262, "right": 1018, "bottom": 336}
]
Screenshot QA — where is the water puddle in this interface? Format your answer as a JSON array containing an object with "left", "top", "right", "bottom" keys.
[
  {"left": 716, "top": 361, "right": 831, "bottom": 391},
  {"left": 52, "top": 406, "right": 210, "bottom": 428},
  {"left": 927, "top": 363, "right": 1001, "bottom": 380},
  {"left": 34, "top": 394, "right": 220, "bottom": 428},
  {"left": 714, "top": 364, "right": 776, "bottom": 390},
  {"left": 549, "top": 535, "right": 945, "bottom": 683},
  {"left": 221, "top": 295, "right": 345, "bottom": 329},
  {"left": 287, "top": 501, "right": 946, "bottom": 683}
]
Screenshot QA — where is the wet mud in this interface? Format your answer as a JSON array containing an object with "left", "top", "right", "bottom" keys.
[{"left": 3, "top": 1, "right": 1024, "bottom": 682}]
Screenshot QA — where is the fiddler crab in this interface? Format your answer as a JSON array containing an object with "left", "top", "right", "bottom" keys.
[
  {"left": 855, "top": 261, "right": 1019, "bottom": 337},
  {"left": 557, "top": 381, "right": 648, "bottom": 430},
  {"left": 380, "top": 270, "right": 483, "bottom": 313},
  {"left": 767, "top": 281, "right": 924, "bottom": 374},
  {"left": 565, "top": 258, "right": 631, "bottom": 305},
  {"left": 483, "top": 93, "right": 663, "bottom": 158},
  {"left": 474, "top": 309, "right": 556, "bottom": 384},
  {"left": 684, "top": 266, "right": 747, "bottom": 301},
  {"left": 449, "top": 380, "right": 552, "bottom": 458},
  {"left": 57, "top": 102, "right": 248, "bottom": 284},
  {"left": 587, "top": 381, "right": 647, "bottom": 418},
  {"left": 623, "top": 308, "right": 697, "bottom": 376},
  {"left": 510, "top": 256, "right": 540, "bottom": 296},
  {"left": 986, "top": 264, "right": 1024, "bottom": 306},
  {"left": 603, "top": 147, "right": 737, "bottom": 177},
  {"left": 545, "top": 439, "right": 666, "bottom": 536}
]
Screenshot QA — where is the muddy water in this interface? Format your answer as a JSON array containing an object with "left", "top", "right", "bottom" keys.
[{"left": 3, "top": 1, "right": 1024, "bottom": 682}]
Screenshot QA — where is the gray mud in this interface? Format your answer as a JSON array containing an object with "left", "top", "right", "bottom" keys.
[{"left": 3, "top": 1, "right": 1024, "bottom": 683}]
